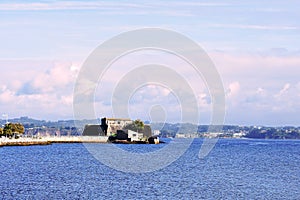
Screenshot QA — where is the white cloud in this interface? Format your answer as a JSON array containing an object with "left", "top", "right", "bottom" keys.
[
  {"left": 30, "top": 62, "right": 76, "bottom": 93},
  {"left": 211, "top": 51, "right": 300, "bottom": 90},
  {"left": 0, "top": 1, "right": 194, "bottom": 17},
  {"left": 296, "top": 82, "right": 300, "bottom": 97},
  {"left": 227, "top": 81, "right": 240, "bottom": 98},
  {"left": 275, "top": 83, "right": 290, "bottom": 98},
  {"left": 0, "top": 1, "right": 230, "bottom": 13},
  {"left": 209, "top": 50, "right": 300, "bottom": 125},
  {"left": 197, "top": 93, "right": 211, "bottom": 108},
  {"left": 256, "top": 87, "right": 265, "bottom": 96},
  {"left": 0, "top": 2, "right": 147, "bottom": 11},
  {"left": 211, "top": 24, "right": 299, "bottom": 31},
  {"left": 0, "top": 61, "right": 79, "bottom": 120},
  {"left": 0, "top": 86, "right": 15, "bottom": 103},
  {"left": 1, "top": 48, "right": 300, "bottom": 125}
]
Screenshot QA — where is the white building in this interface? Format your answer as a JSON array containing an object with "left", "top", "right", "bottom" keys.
[
  {"left": 128, "top": 130, "right": 144, "bottom": 142},
  {"left": 153, "top": 130, "right": 161, "bottom": 135}
]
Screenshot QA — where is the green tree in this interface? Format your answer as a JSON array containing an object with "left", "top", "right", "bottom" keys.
[
  {"left": 12, "top": 123, "right": 25, "bottom": 134},
  {"left": 3, "top": 123, "right": 13, "bottom": 137},
  {"left": 2, "top": 123, "right": 25, "bottom": 138}
]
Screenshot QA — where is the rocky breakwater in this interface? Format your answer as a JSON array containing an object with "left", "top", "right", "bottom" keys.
[
  {"left": 0, "top": 138, "right": 51, "bottom": 146},
  {"left": 0, "top": 136, "right": 109, "bottom": 147}
]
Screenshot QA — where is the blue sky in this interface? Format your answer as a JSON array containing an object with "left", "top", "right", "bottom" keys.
[{"left": 0, "top": 0, "right": 300, "bottom": 126}]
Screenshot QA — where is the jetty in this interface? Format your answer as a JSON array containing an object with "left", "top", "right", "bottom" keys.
[
  {"left": 0, "top": 138, "right": 50, "bottom": 146},
  {"left": 0, "top": 136, "right": 108, "bottom": 147},
  {"left": 46, "top": 136, "right": 108, "bottom": 143}
]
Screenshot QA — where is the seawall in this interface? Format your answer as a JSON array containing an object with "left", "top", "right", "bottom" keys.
[{"left": 0, "top": 136, "right": 109, "bottom": 147}]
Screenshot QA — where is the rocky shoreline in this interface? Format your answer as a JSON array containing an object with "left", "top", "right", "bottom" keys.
[
  {"left": 0, "top": 139, "right": 51, "bottom": 146},
  {"left": 0, "top": 136, "right": 108, "bottom": 147}
]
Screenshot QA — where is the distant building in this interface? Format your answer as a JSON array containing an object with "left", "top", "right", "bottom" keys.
[
  {"left": 153, "top": 130, "right": 161, "bottom": 135},
  {"left": 175, "top": 133, "right": 185, "bottom": 138}
]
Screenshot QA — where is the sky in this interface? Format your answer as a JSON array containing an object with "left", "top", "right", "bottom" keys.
[{"left": 0, "top": 0, "right": 300, "bottom": 126}]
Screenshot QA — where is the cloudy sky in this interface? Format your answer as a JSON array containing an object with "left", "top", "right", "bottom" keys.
[{"left": 0, "top": 0, "right": 299, "bottom": 126}]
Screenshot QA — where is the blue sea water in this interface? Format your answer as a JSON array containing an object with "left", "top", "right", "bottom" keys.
[{"left": 0, "top": 139, "right": 299, "bottom": 199}]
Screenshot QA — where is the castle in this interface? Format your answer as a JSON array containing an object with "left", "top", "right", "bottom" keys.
[{"left": 82, "top": 117, "right": 152, "bottom": 142}]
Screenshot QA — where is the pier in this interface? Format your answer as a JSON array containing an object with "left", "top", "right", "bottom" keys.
[{"left": 0, "top": 136, "right": 108, "bottom": 147}]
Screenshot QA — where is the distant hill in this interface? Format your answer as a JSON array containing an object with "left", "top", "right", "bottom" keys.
[{"left": 1, "top": 117, "right": 299, "bottom": 139}]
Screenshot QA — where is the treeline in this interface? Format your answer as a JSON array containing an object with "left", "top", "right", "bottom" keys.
[
  {"left": 156, "top": 123, "right": 300, "bottom": 139},
  {"left": 0, "top": 123, "right": 25, "bottom": 138},
  {"left": 246, "top": 127, "right": 300, "bottom": 139},
  {"left": 1, "top": 117, "right": 299, "bottom": 139}
]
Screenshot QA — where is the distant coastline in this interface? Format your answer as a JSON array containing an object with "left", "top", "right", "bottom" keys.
[{"left": 1, "top": 117, "right": 300, "bottom": 141}]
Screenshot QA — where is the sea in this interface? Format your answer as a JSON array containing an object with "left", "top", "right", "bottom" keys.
[{"left": 0, "top": 138, "right": 299, "bottom": 200}]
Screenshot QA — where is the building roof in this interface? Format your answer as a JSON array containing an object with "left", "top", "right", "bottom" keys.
[{"left": 106, "top": 118, "right": 132, "bottom": 121}]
